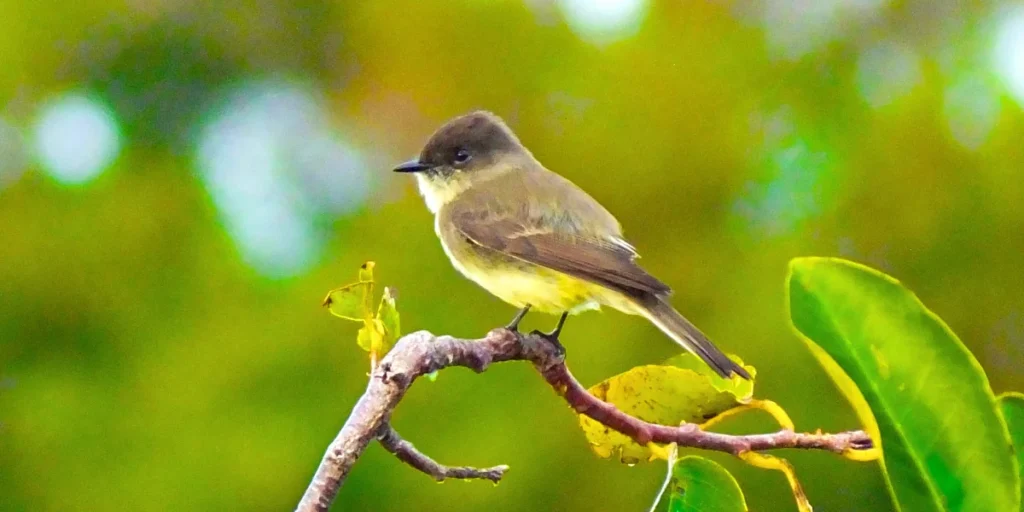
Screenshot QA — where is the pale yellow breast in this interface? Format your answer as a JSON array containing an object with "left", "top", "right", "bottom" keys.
[{"left": 436, "top": 218, "right": 603, "bottom": 314}]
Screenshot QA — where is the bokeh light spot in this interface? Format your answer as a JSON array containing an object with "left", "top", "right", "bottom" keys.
[
  {"left": 943, "top": 74, "right": 1000, "bottom": 150},
  {"left": 557, "top": 0, "right": 648, "bottom": 45},
  {"left": 195, "top": 80, "right": 370, "bottom": 279},
  {"left": 855, "top": 41, "right": 921, "bottom": 108},
  {"left": 760, "top": 0, "right": 887, "bottom": 61},
  {"left": 733, "top": 109, "right": 839, "bottom": 237},
  {"left": 32, "top": 92, "right": 122, "bottom": 185},
  {"left": 992, "top": 6, "right": 1024, "bottom": 107}
]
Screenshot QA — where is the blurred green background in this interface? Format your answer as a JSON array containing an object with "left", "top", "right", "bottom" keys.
[{"left": 2, "top": 1, "right": 1022, "bottom": 510}]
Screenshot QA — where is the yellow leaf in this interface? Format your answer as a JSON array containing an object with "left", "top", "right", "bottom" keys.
[
  {"left": 740, "top": 452, "right": 812, "bottom": 512},
  {"left": 370, "top": 318, "right": 386, "bottom": 354},
  {"left": 322, "top": 281, "right": 373, "bottom": 321},
  {"left": 578, "top": 355, "right": 756, "bottom": 464},
  {"left": 356, "top": 325, "right": 375, "bottom": 352},
  {"left": 358, "top": 262, "right": 376, "bottom": 324},
  {"left": 746, "top": 399, "right": 795, "bottom": 431},
  {"left": 376, "top": 286, "right": 401, "bottom": 355},
  {"left": 358, "top": 261, "right": 375, "bottom": 283},
  {"left": 663, "top": 353, "right": 756, "bottom": 396}
]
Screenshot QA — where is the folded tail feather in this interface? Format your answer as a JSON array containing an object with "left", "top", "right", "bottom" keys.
[{"left": 636, "top": 294, "right": 750, "bottom": 380}]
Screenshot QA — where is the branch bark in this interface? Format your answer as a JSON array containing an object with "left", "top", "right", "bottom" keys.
[
  {"left": 294, "top": 328, "right": 872, "bottom": 512},
  {"left": 377, "top": 423, "right": 509, "bottom": 482}
]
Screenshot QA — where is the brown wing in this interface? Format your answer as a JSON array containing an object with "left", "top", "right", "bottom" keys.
[{"left": 453, "top": 212, "right": 671, "bottom": 298}]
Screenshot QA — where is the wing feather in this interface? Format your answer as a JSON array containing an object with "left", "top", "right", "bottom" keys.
[{"left": 453, "top": 212, "right": 670, "bottom": 297}]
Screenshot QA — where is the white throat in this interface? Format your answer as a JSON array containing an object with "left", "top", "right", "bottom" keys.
[{"left": 414, "top": 173, "right": 472, "bottom": 214}]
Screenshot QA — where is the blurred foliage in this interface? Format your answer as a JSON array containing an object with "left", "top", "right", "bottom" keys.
[
  {"left": 789, "top": 258, "right": 1020, "bottom": 511},
  {"left": 1, "top": 1, "right": 1023, "bottom": 511}
]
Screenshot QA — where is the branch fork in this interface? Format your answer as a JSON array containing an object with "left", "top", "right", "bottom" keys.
[{"left": 295, "top": 328, "right": 872, "bottom": 512}]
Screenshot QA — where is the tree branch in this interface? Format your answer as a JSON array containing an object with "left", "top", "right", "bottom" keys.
[
  {"left": 536, "top": 358, "right": 873, "bottom": 455},
  {"left": 377, "top": 423, "right": 509, "bottom": 483},
  {"left": 294, "top": 328, "right": 872, "bottom": 512}
]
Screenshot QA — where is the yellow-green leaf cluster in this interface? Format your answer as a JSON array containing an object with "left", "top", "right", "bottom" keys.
[{"left": 323, "top": 262, "right": 401, "bottom": 366}]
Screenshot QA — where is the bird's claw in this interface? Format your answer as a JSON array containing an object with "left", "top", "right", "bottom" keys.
[
  {"left": 530, "top": 329, "right": 566, "bottom": 357},
  {"left": 505, "top": 305, "right": 532, "bottom": 332}
]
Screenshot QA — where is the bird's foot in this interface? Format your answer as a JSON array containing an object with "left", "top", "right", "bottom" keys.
[
  {"left": 531, "top": 311, "right": 568, "bottom": 356},
  {"left": 530, "top": 329, "right": 565, "bottom": 357},
  {"left": 505, "top": 305, "right": 532, "bottom": 332}
]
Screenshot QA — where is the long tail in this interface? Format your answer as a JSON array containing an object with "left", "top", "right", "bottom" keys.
[{"left": 635, "top": 294, "right": 750, "bottom": 380}]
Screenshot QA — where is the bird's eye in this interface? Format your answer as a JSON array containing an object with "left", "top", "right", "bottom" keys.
[{"left": 454, "top": 149, "right": 471, "bottom": 164}]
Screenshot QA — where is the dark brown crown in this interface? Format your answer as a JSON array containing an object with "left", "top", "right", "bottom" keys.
[{"left": 419, "top": 111, "right": 524, "bottom": 168}]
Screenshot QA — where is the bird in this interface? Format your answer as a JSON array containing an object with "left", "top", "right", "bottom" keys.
[{"left": 393, "top": 111, "right": 749, "bottom": 379}]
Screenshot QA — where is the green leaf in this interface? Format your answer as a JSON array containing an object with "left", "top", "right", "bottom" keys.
[
  {"left": 999, "top": 392, "right": 1024, "bottom": 511},
  {"left": 376, "top": 286, "right": 401, "bottom": 354},
  {"left": 322, "top": 281, "right": 372, "bottom": 321},
  {"left": 667, "top": 456, "right": 747, "bottom": 512},
  {"left": 787, "top": 257, "right": 1019, "bottom": 512},
  {"left": 578, "top": 355, "right": 755, "bottom": 464}
]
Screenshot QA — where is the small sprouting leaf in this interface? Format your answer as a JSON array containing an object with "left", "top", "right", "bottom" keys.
[
  {"left": 324, "top": 262, "right": 402, "bottom": 368},
  {"left": 424, "top": 371, "right": 439, "bottom": 382},
  {"left": 665, "top": 456, "right": 747, "bottom": 512},
  {"left": 359, "top": 261, "right": 376, "bottom": 319},
  {"left": 578, "top": 355, "right": 755, "bottom": 464},
  {"left": 377, "top": 286, "right": 401, "bottom": 354},
  {"left": 370, "top": 318, "right": 387, "bottom": 355},
  {"left": 323, "top": 281, "right": 373, "bottom": 321},
  {"left": 356, "top": 325, "right": 378, "bottom": 352},
  {"left": 358, "top": 261, "right": 375, "bottom": 283}
]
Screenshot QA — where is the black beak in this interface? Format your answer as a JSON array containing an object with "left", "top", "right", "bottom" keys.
[{"left": 393, "top": 159, "right": 434, "bottom": 173}]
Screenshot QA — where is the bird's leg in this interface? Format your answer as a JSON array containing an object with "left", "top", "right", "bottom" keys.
[
  {"left": 505, "top": 304, "right": 532, "bottom": 332},
  {"left": 547, "top": 311, "right": 568, "bottom": 339},
  {"left": 531, "top": 311, "right": 568, "bottom": 356}
]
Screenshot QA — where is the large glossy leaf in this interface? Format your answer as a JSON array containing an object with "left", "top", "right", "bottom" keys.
[
  {"left": 1000, "top": 392, "right": 1024, "bottom": 511},
  {"left": 788, "top": 257, "right": 1019, "bottom": 512},
  {"left": 578, "top": 354, "right": 754, "bottom": 464},
  {"left": 666, "top": 456, "right": 747, "bottom": 512}
]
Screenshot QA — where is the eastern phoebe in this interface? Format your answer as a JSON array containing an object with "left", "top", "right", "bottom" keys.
[{"left": 393, "top": 111, "right": 749, "bottom": 379}]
